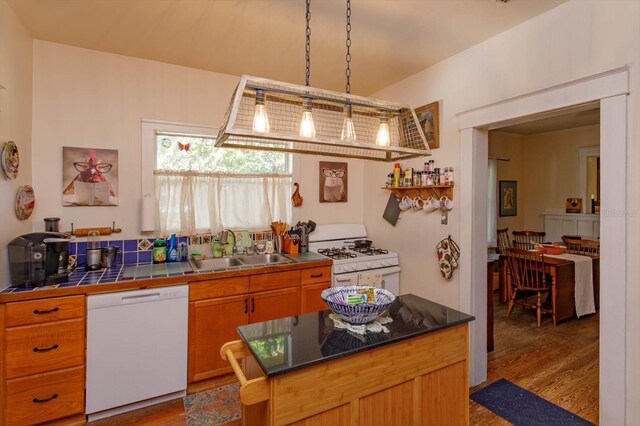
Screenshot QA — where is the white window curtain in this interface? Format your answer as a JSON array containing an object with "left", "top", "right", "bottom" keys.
[
  {"left": 155, "top": 171, "right": 292, "bottom": 235},
  {"left": 487, "top": 159, "right": 498, "bottom": 247}
]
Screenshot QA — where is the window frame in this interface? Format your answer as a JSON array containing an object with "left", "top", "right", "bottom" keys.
[{"left": 141, "top": 119, "right": 299, "bottom": 229}]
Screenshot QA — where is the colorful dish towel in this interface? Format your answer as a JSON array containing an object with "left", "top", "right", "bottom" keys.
[
  {"left": 436, "top": 236, "right": 460, "bottom": 280},
  {"left": 328, "top": 313, "right": 393, "bottom": 335}
]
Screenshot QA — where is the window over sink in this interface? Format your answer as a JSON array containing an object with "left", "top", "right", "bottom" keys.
[{"left": 142, "top": 120, "right": 293, "bottom": 235}]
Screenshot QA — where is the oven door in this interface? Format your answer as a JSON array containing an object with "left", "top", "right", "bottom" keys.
[{"left": 333, "top": 266, "right": 401, "bottom": 295}]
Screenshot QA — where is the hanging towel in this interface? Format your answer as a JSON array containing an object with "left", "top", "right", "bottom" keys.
[{"left": 436, "top": 236, "right": 461, "bottom": 280}]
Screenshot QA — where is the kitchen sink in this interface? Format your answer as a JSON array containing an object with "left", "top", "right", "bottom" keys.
[
  {"left": 192, "top": 257, "right": 244, "bottom": 270},
  {"left": 237, "top": 254, "right": 294, "bottom": 265}
]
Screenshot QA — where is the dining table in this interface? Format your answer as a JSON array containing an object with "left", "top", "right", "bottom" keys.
[{"left": 498, "top": 254, "right": 599, "bottom": 322}]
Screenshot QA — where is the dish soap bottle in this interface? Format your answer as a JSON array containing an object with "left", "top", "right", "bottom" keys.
[{"left": 166, "top": 234, "right": 178, "bottom": 262}]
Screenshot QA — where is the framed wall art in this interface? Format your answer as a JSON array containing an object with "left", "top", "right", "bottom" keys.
[
  {"left": 319, "top": 161, "right": 348, "bottom": 203},
  {"left": 414, "top": 101, "right": 439, "bottom": 150},
  {"left": 62, "top": 147, "right": 119, "bottom": 206},
  {"left": 499, "top": 180, "right": 517, "bottom": 217}
]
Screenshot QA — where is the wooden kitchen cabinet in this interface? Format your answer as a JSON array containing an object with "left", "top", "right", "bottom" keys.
[
  {"left": 301, "top": 281, "right": 331, "bottom": 314},
  {"left": 250, "top": 287, "right": 300, "bottom": 323},
  {"left": 188, "top": 294, "right": 249, "bottom": 383},
  {"left": 1, "top": 295, "right": 86, "bottom": 426}
]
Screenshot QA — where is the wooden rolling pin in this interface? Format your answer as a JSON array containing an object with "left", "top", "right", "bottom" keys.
[{"left": 69, "top": 227, "right": 122, "bottom": 237}]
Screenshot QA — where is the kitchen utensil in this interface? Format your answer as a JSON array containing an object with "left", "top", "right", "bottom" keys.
[
  {"left": 44, "top": 217, "right": 60, "bottom": 232},
  {"left": 100, "top": 246, "right": 119, "bottom": 268},
  {"left": 398, "top": 196, "right": 413, "bottom": 211},
  {"left": 292, "top": 182, "right": 303, "bottom": 207},
  {"left": 439, "top": 195, "right": 453, "bottom": 211},
  {"left": 86, "top": 247, "right": 102, "bottom": 271},
  {"left": 345, "top": 239, "right": 372, "bottom": 249},
  {"left": 423, "top": 196, "right": 439, "bottom": 213},
  {"left": 70, "top": 227, "right": 123, "bottom": 237},
  {"left": 382, "top": 194, "right": 400, "bottom": 226}
]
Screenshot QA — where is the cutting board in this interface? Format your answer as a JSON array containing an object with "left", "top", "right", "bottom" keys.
[{"left": 382, "top": 194, "right": 401, "bottom": 226}]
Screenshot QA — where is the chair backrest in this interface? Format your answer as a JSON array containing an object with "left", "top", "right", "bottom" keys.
[
  {"left": 496, "top": 228, "right": 511, "bottom": 255},
  {"left": 505, "top": 248, "right": 549, "bottom": 291},
  {"left": 513, "top": 230, "right": 546, "bottom": 250},
  {"left": 561, "top": 237, "right": 600, "bottom": 257}
]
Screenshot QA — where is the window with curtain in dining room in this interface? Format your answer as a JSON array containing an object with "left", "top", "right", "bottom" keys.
[{"left": 154, "top": 132, "right": 292, "bottom": 235}]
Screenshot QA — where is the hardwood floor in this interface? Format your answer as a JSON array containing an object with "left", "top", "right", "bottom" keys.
[
  {"left": 469, "top": 291, "right": 599, "bottom": 425},
  {"left": 89, "top": 291, "right": 599, "bottom": 425}
]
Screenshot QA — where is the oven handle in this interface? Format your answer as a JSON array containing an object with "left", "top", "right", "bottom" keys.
[{"left": 334, "top": 266, "right": 401, "bottom": 282}]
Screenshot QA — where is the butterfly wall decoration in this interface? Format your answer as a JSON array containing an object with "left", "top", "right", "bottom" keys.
[{"left": 178, "top": 142, "right": 190, "bottom": 151}]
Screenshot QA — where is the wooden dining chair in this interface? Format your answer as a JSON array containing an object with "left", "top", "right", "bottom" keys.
[
  {"left": 561, "top": 237, "right": 600, "bottom": 257},
  {"left": 512, "top": 230, "right": 546, "bottom": 250},
  {"left": 505, "top": 248, "right": 555, "bottom": 327},
  {"left": 496, "top": 228, "right": 511, "bottom": 255}
]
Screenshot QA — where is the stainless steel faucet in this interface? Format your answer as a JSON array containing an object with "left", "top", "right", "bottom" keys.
[{"left": 218, "top": 229, "right": 236, "bottom": 256}]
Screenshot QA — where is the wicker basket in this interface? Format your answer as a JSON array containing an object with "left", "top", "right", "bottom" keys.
[{"left": 321, "top": 286, "right": 396, "bottom": 325}]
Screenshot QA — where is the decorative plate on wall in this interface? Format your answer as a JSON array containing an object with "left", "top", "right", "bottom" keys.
[
  {"left": 2, "top": 140, "right": 19, "bottom": 179},
  {"left": 15, "top": 185, "right": 35, "bottom": 220}
]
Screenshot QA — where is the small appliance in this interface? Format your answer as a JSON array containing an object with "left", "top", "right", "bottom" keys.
[
  {"left": 86, "top": 247, "right": 103, "bottom": 271},
  {"left": 8, "top": 232, "right": 71, "bottom": 287}
]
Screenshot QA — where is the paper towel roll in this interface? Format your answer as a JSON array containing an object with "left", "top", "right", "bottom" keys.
[{"left": 140, "top": 194, "right": 158, "bottom": 232}]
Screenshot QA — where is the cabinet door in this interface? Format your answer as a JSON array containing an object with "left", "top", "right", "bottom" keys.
[
  {"left": 250, "top": 287, "right": 300, "bottom": 323},
  {"left": 188, "top": 294, "right": 249, "bottom": 383},
  {"left": 301, "top": 282, "right": 331, "bottom": 314}
]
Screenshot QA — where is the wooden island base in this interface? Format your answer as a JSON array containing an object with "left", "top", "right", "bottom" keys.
[{"left": 222, "top": 323, "right": 470, "bottom": 426}]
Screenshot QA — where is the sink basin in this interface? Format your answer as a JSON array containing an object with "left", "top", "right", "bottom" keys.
[
  {"left": 237, "top": 254, "right": 293, "bottom": 265},
  {"left": 192, "top": 257, "right": 243, "bottom": 270}
]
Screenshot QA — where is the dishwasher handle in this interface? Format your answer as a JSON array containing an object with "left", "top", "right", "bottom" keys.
[
  {"left": 122, "top": 293, "right": 161, "bottom": 304},
  {"left": 88, "top": 284, "right": 188, "bottom": 309}
]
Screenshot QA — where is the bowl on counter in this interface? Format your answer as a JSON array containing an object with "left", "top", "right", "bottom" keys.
[{"left": 321, "top": 286, "right": 396, "bottom": 325}]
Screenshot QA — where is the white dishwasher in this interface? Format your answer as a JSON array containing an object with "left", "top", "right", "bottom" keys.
[{"left": 86, "top": 285, "right": 188, "bottom": 421}]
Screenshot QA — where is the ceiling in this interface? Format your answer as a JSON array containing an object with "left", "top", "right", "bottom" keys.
[
  {"left": 7, "top": 0, "right": 565, "bottom": 95},
  {"left": 495, "top": 107, "right": 600, "bottom": 135}
]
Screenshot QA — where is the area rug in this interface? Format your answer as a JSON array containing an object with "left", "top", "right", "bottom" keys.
[
  {"left": 183, "top": 382, "right": 241, "bottom": 425},
  {"left": 470, "top": 378, "right": 594, "bottom": 426}
]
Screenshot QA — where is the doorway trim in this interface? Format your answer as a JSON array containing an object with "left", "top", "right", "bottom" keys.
[{"left": 457, "top": 66, "right": 628, "bottom": 425}]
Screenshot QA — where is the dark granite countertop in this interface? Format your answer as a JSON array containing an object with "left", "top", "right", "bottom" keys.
[{"left": 237, "top": 293, "right": 475, "bottom": 378}]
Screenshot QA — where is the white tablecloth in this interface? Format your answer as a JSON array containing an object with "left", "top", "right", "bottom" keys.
[{"left": 546, "top": 253, "right": 596, "bottom": 317}]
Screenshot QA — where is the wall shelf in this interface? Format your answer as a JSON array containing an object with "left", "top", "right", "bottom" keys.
[{"left": 382, "top": 185, "right": 454, "bottom": 200}]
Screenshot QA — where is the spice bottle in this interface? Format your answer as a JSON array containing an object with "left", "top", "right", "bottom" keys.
[{"left": 393, "top": 163, "right": 401, "bottom": 187}]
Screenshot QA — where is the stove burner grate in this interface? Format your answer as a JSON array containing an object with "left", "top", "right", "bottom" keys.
[
  {"left": 318, "top": 247, "right": 358, "bottom": 260},
  {"left": 348, "top": 246, "right": 389, "bottom": 256}
]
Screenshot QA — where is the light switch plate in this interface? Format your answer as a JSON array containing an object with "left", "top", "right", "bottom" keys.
[{"left": 441, "top": 211, "right": 448, "bottom": 225}]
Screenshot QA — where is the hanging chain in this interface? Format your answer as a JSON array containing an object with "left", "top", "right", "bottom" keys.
[
  {"left": 345, "top": 0, "right": 352, "bottom": 94},
  {"left": 305, "top": 0, "right": 311, "bottom": 87}
]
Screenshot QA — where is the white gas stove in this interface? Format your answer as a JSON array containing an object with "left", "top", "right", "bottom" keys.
[{"left": 309, "top": 224, "right": 400, "bottom": 295}]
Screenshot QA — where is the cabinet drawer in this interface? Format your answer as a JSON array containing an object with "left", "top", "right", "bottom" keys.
[
  {"left": 301, "top": 266, "right": 332, "bottom": 285},
  {"left": 190, "top": 277, "right": 250, "bottom": 301},
  {"left": 5, "top": 319, "right": 85, "bottom": 379},
  {"left": 6, "top": 366, "right": 84, "bottom": 426},
  {"left": 250, "top": 270, "right": 300, "bottom": 292},
  {"left": 5, "top": 296, "right": 85, "bottom": 327}
]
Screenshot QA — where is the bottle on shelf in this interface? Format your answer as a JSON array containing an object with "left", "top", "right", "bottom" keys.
[
  {"left": 393, "top": 163, "right": 401, "bottom": 187},
  {"left": 449, "top": 167, "right": 455, "bottom": 185}
]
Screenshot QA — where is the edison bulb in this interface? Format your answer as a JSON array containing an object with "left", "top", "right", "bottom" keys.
[
  {"left": 341, "top": 104, "right": 357, "bottom": 142},
  {"left": 299, "top": 98, "right": 316, "bottom": 138},
  {"left": 253, "top": 104, "right": 270, "bottom": 132},
  {"left": 376, "top": 116, "right": 391, "bottom": 146},
  {"left": 252, "top": 89, "right": 270, "bottom": 133}
]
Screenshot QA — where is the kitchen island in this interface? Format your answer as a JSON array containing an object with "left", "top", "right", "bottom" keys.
[{"left": 222, "top": 294, "right": 474, "bottom": 426}]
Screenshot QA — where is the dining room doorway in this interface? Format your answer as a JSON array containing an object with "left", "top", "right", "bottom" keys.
[{"left": 457, "top": 66, "right": 628, "bottom": 425}]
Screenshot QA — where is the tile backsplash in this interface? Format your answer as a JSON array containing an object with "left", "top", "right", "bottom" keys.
[{"left": 68, "top": 232, "right": 274, "bottom": 267}]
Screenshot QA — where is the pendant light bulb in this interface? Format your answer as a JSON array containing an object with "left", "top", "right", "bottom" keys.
[
  {"left": 376, "top": 112, "right": 391, "bottom": 146},
  {"left": 300, "top": 97, "right": 316, "bottom": 138},
  {"left": 341, "top": 103, "right": 357, "bottom": 142},
  {"left": 252, "top": 89, "right": 270, "bottom": 133}
]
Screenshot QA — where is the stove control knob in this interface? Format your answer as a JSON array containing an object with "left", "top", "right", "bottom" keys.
[
  {"left": 351, "top": 265, "right": 359, "bottom": 271},
  {"left": 366, "top": 262, "right": 373, "bottom": 269}
]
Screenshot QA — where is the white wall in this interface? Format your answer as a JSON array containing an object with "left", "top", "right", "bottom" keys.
[
  {"left": 0, "top": 0, "right": 33, "bottom": 285},
  {"left": 365, "top": 0, "right": 640, "bottom": 421},
  {"left": 31, "top": 41, "right": 365, "bottom": 241}
]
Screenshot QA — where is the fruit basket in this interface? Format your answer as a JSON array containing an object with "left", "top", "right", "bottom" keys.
[{"left": 321, "top": 286, "right": 396, "bottom": 325}]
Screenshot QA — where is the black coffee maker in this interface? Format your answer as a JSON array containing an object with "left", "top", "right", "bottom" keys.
[{"left": 8, "top": 232, "right": 71, "bottom": 287}]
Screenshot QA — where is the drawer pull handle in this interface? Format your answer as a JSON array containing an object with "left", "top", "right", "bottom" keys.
[
  {"left": 310, "top": 274, "right": 323, "bottom": 278},
  {"left": 33, "top": 344, "right": 59, "bottom": 352},
  {"left": 33, "top": 307, "right": 59, "bottom": 315},
  {"left": 244, "top": 298, "right": 248, "bottom": 314},
  {"left": 33, "top": 393, "right": 58, "bottom": 403},
  {"left": 251, "top": 297, "right": 255, "bottom": 313}
]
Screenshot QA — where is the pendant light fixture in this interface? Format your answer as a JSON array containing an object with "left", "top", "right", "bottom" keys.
[{"left": 217, "top": 0, "right": 431, "bottom": 162}]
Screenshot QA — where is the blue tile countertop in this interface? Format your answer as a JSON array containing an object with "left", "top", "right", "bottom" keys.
[{"left": 0, "top": 252, "right": 332, "bottom": 296}]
